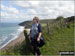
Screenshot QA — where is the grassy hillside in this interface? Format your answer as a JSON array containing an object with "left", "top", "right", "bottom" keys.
[
  {"left": 40, "top": 22, "right": 74, "bottom": 55},
  {"left": 0, "top": 16, "right": 74, "bottom": 55}
]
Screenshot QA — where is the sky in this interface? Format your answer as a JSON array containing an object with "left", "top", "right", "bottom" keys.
[{"left": 0, "top": 0, "right": 74, "bottom": 23}]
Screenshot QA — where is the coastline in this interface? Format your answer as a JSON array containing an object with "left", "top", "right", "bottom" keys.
[
  {"left": 0, "top": 29, "right": 30, "bottom": 51},
  {"left": 0, "top": 32, "right": 25, "bottom": 51}
]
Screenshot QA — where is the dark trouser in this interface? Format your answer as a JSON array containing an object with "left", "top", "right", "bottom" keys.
[{"left": 31, "top": 38, "right": 41, "bottom": 55}]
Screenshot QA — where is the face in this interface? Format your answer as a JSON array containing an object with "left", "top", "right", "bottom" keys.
[{"left": 33, "top": 18, "right": 37, "bottom": 23}]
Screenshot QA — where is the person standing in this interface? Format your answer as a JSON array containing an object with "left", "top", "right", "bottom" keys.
[{"left": 29, "top": 17, "right": 42, "bottom": 56}]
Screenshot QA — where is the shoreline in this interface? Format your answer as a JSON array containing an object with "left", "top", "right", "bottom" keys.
[
  {"left": 0, "top": 29, "right": 30, "bottom": 51},
  {"left": 0, "top": 31, "right": 25, "bottom": 51}
]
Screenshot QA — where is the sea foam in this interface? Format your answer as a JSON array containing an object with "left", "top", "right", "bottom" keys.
[{"left": 0, "top": 26, "right": 24, "bottom": 49}]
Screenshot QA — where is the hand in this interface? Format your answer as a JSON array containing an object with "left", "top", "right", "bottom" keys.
[{"left": 37, "top": 37, "right": 40, "bottom": 42}]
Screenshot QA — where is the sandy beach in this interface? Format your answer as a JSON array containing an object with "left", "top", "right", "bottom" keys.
[{"left": 0, "top": 29, "right": 30, "bottom": 51}]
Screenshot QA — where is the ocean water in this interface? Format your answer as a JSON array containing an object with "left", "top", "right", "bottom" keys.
[{"left": 0, "top": 23, "right": 24, "bottom": 49}]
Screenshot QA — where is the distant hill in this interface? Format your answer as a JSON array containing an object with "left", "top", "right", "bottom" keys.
[
  {"left": 19, "top": 16, "right": 75, "bottom": 28},
  {"left": 19, "top": 19, "right": 55, "bottom": 27},
  {"left": 65, "top": 16, "right": 75, "bottom": 22}
]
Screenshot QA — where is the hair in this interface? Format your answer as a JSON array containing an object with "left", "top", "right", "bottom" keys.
[{"left": 33, "top": 17, "right": 40, "bottom": 23}]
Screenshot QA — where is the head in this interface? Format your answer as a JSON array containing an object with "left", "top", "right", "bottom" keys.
[{"left": 33, "top": 17, "right": 40, "bottom": 24}]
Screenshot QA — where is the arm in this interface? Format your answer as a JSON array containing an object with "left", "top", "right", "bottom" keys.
[
  {"left": 37, "top": 32, "right": 42, "bottom": 42},
  {"left": 37, "top": 24, "right": 42, "bottom": 42}
]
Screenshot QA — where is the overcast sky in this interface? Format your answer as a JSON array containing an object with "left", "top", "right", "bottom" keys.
[{"left": 0, "top": 0, "right": 74, "bottom": 23}]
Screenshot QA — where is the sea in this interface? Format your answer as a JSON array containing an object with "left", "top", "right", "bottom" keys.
[{"left": 0, "top": 23, "right": 24, "bottom": 49}]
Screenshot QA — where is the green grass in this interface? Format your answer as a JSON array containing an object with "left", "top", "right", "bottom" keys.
[
  {"left": 0, "top": 21, "right": 74, "bottom": 55},
  {"left": 40, "top": 22, "right": 74, "bottom": 55},
  {"left": 41, "top": 23, "right": 47, "bottom": 27}
]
